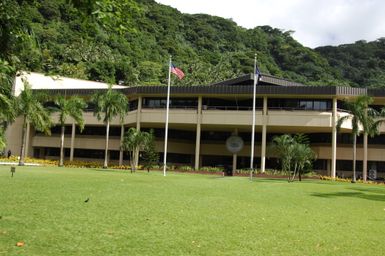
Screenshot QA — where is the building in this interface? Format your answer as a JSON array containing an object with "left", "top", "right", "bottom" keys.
[{"left": 6, "top": 71, "right": 385, "bottom": 179}]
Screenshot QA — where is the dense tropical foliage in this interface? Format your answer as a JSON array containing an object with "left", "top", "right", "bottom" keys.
[
  {"left": 316, "top": 39, "right": 385, "bottom": 88},
  {"left": 0, "top": 61, "right": 15, "bottom": 150},
  {"left": 1, "top": 0, "right": 384, "bottom": 89}
]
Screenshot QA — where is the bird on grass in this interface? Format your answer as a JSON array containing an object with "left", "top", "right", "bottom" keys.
[{"left": 84, "top": 198, "right": 90, "bottom": 203}]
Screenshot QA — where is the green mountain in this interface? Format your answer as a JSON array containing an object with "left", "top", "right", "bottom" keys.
[
  {"left": 316, "top": 39, "right": 385, "bottom": 88},
  {"left": 1, "top": 0, "right": 383, "bottom": 87}
]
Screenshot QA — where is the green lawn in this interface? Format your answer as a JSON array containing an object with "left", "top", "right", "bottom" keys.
[{"left": 1, "top": 166, "right": 385, "bottom": 255}]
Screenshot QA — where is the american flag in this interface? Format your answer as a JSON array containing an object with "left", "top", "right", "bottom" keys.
[{"left": 171, "top": 64, "right": 185, "bottom": 80}]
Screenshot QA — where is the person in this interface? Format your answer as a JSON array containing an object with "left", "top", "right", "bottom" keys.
[{"left": 7, "top": 150, "right": 11, "bottom": 158}]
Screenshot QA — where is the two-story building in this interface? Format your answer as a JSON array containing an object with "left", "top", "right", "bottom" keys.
[{"left": 6, "top": 71, "right": 385, "bottom": 179}]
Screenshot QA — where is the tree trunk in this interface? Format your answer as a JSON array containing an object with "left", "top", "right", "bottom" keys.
[
  {"left": 352, "top": 134, "right": 357, "bottom": 183},
  {"left": 18, "top": 116, "right": 27, "bottom": 166},
  {"left": 134, "top": 147, "right": 139, "bottom": 170},
  {"left": 363, "top": 133, "right": 368, "bottom": 182},
  {"left": 130, "top": 151, "right": 135, "bottom": 173},
  {"left": 59, "top": 125, "right": 65, "bottom": 167},
  {"left": 119, "top": 124, "right": 124, "bottom": 166},
  {"left": 291, "top": 164, "right": 297, "bottom": 182},
  {"left": 103, "top": 120, "right": 110, "bottom": 169}
]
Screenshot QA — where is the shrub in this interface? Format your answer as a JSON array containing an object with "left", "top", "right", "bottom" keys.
[
  {"left": 179, "top": 165, "right": 194, "bottom": 172},
  {"left": 200, "top": 166, "right": 224, "bottom": 172}
]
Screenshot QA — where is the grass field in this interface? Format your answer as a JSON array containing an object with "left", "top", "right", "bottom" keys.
[{"left": 1, "top": 166, "right": 385, "bottom": 255}]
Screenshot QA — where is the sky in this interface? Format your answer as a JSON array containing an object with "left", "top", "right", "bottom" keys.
[{"left": 155, "top": 0, "right": 385, "bottom": 48}]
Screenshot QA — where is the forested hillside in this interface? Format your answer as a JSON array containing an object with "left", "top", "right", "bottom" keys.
[
  {"left": 316, "top": 39, "right": 385, "bottom": 88},
  {"left": 0, "top": 0, "right": 384, "bottom": 87}
]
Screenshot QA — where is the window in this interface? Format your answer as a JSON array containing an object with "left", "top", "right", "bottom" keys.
[
  {"left": 269, "top": 99, "right": 331, "bottom": 111},
  {"left": 129, "top": 100, "right": 138, "bottom": 111},
  {"left": 203, "top": 98, "right": 263, "bottom": 110},
  {"left": 142, "top": 98, "right": 197, "bottom": 109}
]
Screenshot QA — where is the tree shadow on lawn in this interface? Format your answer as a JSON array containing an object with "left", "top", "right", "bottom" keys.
[
  {"left": 311, "top": 190, "right": 385, "bottom": 202},
  {"left": 349, "top": 186, "right": 385, "bottom": 195}
]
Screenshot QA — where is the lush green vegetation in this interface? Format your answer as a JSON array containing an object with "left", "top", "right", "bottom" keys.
[
  {"left": 1, "top": 166, "right": 385, "bottom": 255},
  {"left": 270, "top": 134, "right": 315, "bottom": 182},
  {"left": 316, "top": 39, "right": 385, "bottom": 87},
  {"left": 3, "top": 0, "right": 384, "bottom": 88}
]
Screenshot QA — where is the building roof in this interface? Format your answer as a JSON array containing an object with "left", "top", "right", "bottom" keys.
[
  {"left": 210, "top": 73, "right": 306, "bottom": 87},
  {"left": 17, "top": 71, "right": 385, "bottom": 98},
  {"left": 13, "top": 71, "right": 126, "bottom": 96}
]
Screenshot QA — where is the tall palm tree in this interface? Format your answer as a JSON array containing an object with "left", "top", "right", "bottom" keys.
[
  {"left": 91, "top": 85, "right": 128, "bottom": 168},
  {"left": 362, "top": 107, "right": 385, "bottom": 181},
  {"left": 16, "top": 82, "right": 52, "bottom": 166},
  {"left": 337, "top": 95, "right": 375, "bottom": 183},
  {"left": 52, "top": 95, "right": 86, "bottom": 167}
]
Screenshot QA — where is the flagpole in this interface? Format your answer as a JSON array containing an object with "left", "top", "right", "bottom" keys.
[
  {"left": 163, "top": 56, "right": 172, "bottom": 177},
  {"left": 250, "top": 53, "right": 257, "bottom": 180}
]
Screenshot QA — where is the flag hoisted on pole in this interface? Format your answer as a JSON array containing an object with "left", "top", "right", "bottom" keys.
[
  {"left": 250, "top": 53, "right": 260, "bottom": 180},
  {"left": 163, "top": 57, "right": 185, "bottom": 176},
  {"left": 171, "top": 64, "right": 185, "bottom": 80}
]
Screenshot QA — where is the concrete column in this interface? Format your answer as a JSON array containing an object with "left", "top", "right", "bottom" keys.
[
  {"left": 363, "top": 133, "right": 368, "bottom": 181},
  {"left": 119, "top": 125, "right": 125, "bottom": 166},
  {"left": 232, "top": 128, "right": 238, "bottom": 175},
  {"left": 260, "top": 96, "right": 267, "bottom": 173},
  {"left": 70, "top": 122, "right": 76, "bottom": 162},
  {"left": 331, "top": 97, "right": 337, "bottom": 179},
  {"left": 194, "top": 96, "right": 202, "bottom": 170},
  {"left": 136, "top": 96, "right": 142, "bottom": 130},
  {"left": 25, "top": 121, "right": 31, "bottom": 157}
]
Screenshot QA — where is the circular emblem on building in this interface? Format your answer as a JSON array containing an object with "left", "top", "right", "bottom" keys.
[{"left": 226, "top": 136, "right": 244, "bottom": 153}]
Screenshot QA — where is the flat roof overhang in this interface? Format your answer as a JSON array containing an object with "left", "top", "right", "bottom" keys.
[{"left": 35, "top": 84, "right": 369, "bottom": 98}]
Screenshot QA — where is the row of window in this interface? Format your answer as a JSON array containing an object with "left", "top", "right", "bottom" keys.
[
  {"left": 142, "top": 97, "right": 333, "bottom": 111},
  {"left": 44, "top": 98, "right": 384, "bottom": 113}
]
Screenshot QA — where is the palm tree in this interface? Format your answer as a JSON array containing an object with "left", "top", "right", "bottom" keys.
[
  {"left": 91, "top": 85, "right": 128, "bottom": 168},
  {"left": 52, "top": 95, "right": 86, "bottom": 167},
  {"left": 0, "top": 92, "right": 14, "bottom": 151},
  {"left": 0, "top": 60, "right": 16, "bottom": 149},
  {"left": 141, "top": 129, "right": 158, "bottom": 172},
  {"left": 337, "top": 95, "right": 375, "bottom": 183},
  {"left": 271, "top": 134, "right": 315, "bottom": 182},
  {"left": 122, "top": 127, "right": 152, "bottom": 172},
  {"left": 291, "top": 143, "right": 315, "bottom": 182},
  {"left": 271, "top": 134, "right": 295, "bottom": 176},
  {"left": 16, "top": 82, "right": 52, "bottom": 166},
  {"left": 362, "top": 107, "right": 385, "bottom": 181}
]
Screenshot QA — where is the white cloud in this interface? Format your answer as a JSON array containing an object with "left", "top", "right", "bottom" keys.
[{"left": 155, "top": 0, "right": 385, "bottom": 48}]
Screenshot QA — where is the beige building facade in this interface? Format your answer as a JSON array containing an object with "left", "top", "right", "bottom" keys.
[{"left": 6, "top": 72, "right": 385, "bottom": 179}]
